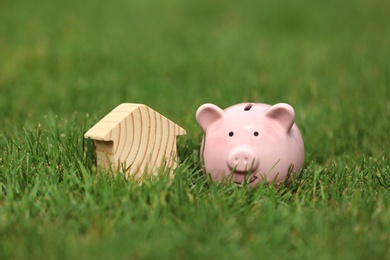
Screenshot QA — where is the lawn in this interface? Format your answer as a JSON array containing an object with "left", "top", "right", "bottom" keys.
[{"left": 1, "top": 0, "right": 389, "bottom": 259}]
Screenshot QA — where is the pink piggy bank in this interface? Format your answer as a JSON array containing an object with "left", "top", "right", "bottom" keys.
[{"left": 196, "top": 103, "right": 304, "bottom": 187}]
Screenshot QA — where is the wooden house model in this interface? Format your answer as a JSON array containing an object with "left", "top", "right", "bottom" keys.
[{"left": 84, "top": 103, "right": 186, "bottom": 178}]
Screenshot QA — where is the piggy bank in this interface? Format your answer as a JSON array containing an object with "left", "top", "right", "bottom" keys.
[{"left": 196, "top": 102, "right": 304, "bottom": 187}]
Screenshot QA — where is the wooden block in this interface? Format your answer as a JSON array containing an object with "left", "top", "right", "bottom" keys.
[{"left": 84, "top": 103, "right": 186, "bottom": 178}]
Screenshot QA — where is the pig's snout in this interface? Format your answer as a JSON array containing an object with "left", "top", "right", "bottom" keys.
[{"left": 227, "top": 146, "right": 259, "bottom": 173}]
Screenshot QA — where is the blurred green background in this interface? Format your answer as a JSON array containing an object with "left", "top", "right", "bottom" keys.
[{"left": 1, "top": 0, "right": 389, "bottom": 163}]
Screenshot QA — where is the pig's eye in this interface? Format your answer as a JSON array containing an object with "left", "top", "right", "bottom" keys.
[
  {"left": 254, "top": 131, "right": 259, "bottom": 137},
  {"left": 228, "top": 131, "right": 234, "bottom": 137}
]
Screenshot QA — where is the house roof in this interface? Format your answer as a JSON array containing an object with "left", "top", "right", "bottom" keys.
[{"left": 84, "top": 103, "right": 186, "bottom": 141}]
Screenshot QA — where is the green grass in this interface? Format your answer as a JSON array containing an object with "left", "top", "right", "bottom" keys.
[{"left": 1, "top": 0, "right": 389, "bottom": 259}]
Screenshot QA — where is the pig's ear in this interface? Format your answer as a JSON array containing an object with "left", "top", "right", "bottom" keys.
[
  {"left": 264, "top": 103, "right": 295, "bottom": 132},
  {"left": 196, "top": 103, "right": 224, "bottom": 131}
]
